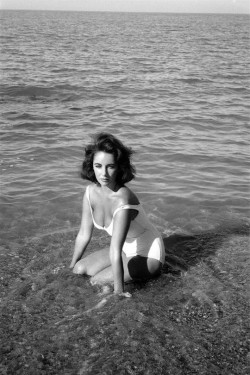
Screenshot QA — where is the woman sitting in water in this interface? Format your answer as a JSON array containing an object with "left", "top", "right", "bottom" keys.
[{"left": 70, "top": 133, "right": 165, "bottom": 296}]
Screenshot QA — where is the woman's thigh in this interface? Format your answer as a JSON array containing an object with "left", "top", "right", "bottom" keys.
[
  {"left": 91, "top": 252, "right": 132, "bottom": 285},
  {"left": 73, "top": 248, "right": 111, "bottom": 276}
]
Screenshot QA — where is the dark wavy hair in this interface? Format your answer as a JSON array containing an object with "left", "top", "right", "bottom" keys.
[{"left": 81, "top": 133, "right": 136, "bottom": 185}]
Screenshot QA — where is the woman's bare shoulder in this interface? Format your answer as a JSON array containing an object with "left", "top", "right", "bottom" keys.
[
  {"left": 84, "top": 184, "right": 98, "bottom": 202},
  {"left": 86, "top": 183, "right": 98, "bottom": 194},
  {"left": 116, "top": 186, "right": 140, "bottom": 205}
]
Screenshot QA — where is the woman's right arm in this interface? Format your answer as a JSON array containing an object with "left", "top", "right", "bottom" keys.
[{"left": 69, "top": 189, "right": 94, "bottom": 269}]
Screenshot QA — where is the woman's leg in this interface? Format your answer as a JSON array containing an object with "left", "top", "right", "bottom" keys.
[
  {"left": 90, "top": 253, "right": 162, "bottom": 286},
  {"left": 90, "top": 252, "right": 131, "bottom": 285},
  {"left": 73, "top": 248, "right": 111, "bottom": 276}
]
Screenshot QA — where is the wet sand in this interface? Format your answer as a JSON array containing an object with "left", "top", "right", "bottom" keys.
[{"left": 0, "top": 223, "right": 249, "bottom": 374}]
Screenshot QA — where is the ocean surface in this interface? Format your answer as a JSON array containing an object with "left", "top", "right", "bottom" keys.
[{"left": 0, "top": 10, "right": 249, "bottom": 244}]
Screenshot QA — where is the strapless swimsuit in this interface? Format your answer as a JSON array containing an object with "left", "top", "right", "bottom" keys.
[{"left": 86, "top": 185, "right": 165, "bottom": 264}]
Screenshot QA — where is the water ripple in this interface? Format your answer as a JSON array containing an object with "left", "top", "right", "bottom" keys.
[{"left": 0, "top": 10, "right": 249, "bottom": 240}]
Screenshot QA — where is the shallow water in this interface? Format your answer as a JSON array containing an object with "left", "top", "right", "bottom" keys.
[{"left": 1, "top": 227, "right": 249, "bottom": 374}]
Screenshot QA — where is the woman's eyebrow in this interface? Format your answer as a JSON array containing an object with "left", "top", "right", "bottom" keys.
[{"left": 94, "top": 162, "right": 115, "bottom": 166}]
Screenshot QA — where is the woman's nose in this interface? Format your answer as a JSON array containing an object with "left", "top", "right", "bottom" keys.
[{"left": 102, "top": 167, "right": 108, "bottom": 176}]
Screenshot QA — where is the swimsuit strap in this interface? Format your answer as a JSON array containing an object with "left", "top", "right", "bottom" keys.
[{"left": 112, "top": 204, "right": 140, "bottom": 220}]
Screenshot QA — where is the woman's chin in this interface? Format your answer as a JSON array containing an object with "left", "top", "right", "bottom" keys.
[
  {"left": 97, "top": 179, "right": 117, "bottom": 190},
  {"left": 99, "top": 181, "right": 110, "bottom": 187}
]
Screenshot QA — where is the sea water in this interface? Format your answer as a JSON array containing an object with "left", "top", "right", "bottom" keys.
[{"left": 1, "top": 10, "right": 249, "bottom": 244}]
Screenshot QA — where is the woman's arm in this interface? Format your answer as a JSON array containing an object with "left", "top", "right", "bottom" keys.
[
  {"left": 69, "top": 190, "right": 94, "bottom": 269},
  {"left": 110, "top": 209, "right": 132, "bottom": 293}
]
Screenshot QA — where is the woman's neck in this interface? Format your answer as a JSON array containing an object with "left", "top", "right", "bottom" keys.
[{"left": 99, "top": 183, "right": 121, "bottom": 194}]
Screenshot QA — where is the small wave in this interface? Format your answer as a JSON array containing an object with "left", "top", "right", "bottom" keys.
[
  {"left": 69, "top": 107, "right": 82, "bottom": 111},
  {"left": 1, "top": 85, "right": 55, "bottom": 99},
  {"left": 177, "top": 77, "right": 211, "bottom": 84},
  {"left": 0, "top": 83, "right": 84, "bottom": 102},
  {"left": 50, "top": 68, "right": 78, "bottom": 73},
  {"left": 12, "top": 121, "right": 62, "bottom": 129}
]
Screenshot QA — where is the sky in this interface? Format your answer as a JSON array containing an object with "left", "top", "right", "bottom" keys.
[{"left": 0, "top": 0, "right": 249, "bottom": 14}]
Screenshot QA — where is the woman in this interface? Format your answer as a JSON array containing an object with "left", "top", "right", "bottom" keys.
[{"left": 70, "top": 133, "right": 165, "bottom": 296}]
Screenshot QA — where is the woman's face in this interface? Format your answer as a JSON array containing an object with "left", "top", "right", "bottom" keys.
[{"left": 93, "top": 151, "right": 118, "bottom": 188}]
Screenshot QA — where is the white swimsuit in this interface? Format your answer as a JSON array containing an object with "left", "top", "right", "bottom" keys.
[{"left": 86, "top": 186, "right": 165, "bottom": 264}]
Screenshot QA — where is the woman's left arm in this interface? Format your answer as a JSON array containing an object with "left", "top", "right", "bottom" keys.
[{"left": 110, "top": 209, "right": 131, "bottom": 294}]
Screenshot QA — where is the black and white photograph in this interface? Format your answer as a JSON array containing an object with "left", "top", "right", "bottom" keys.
[{"left": 0, "top": 1, "right": 249, "bottom": 374}]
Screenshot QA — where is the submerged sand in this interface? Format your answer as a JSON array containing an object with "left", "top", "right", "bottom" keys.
[{"left": 0, "top": 222, "right": 249, "bottom": 375}]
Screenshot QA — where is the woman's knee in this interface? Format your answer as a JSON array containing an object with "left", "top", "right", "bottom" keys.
[{"left": 73, "top": 261, "right": 86, "bottom": 275}]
